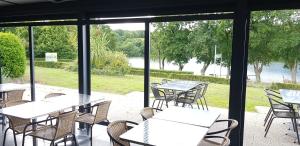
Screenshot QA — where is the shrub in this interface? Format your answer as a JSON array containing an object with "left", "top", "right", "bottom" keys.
[
  {"left": 34, "top": 61, "right": 69, "bottom": 69},
  {"left": 0, "top": 32, "right": 26, "bottom": 78},
  {"left": 130, "top": 68, "right": 193, "bottom": 75},
  {"left": 270, "top": 82, "right": 300, "bottom": 90}
]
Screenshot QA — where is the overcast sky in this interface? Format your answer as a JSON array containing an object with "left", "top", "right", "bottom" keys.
[{"left": 108, "top": 23, "right": 155, "bottom": 31}]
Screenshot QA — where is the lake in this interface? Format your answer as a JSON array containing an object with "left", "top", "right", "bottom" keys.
[{"left": 128, "top": 57, "right": 300, "bottom": 83}]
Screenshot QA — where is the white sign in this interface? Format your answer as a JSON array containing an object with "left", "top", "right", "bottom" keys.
[{"left": 45, "top": 53, "right": 57, "bottom": 62}]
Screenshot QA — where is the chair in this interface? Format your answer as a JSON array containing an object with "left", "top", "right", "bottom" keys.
[
  {"left": 161, "top": 79, "right": 176, "bottom": 99},
  {"left": 198, "top": 83, "right": 209, "bottom": 110},
  {"left": 264, "top": 94, "right": 300, "bottom": 143},
  {"left": 140, "top": 107, "right": 162, "bottom": 120},
  {"left": 0, "top": 89, "right": 26, "bottom": 108},
  {"left": 199, "top": 119, "right": 238, "bottom": 146},
  {"left": 175, "top": 85, "right": 202, "bottom": 109},
  {"left": 2, "top": 101, "right": 38, "bottom": 146},
  {"left": 44, "top": 93, "right": 66, "bottom": 125},
  {"left": 151, "top": 83, "right": 174, "bottom": 110},
  {"left": 75, "top": 100, "right": 111, "bottom": 146},
  {"left": 22, "top": 111, "right": 77, "bottom": 146},
  {"left": 263, "top": 88, "right": 290, "bottom": 126},
  {"left": 107, "top": 120, "right": 138, "bottom": 146}
]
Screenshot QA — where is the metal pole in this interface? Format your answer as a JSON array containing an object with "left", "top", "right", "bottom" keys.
[
  {"left": 28, "top": 26, "right": 35, "bottom": 101},
  {"left": 144, "top": 21, "right": 150, "bottom": 107}
]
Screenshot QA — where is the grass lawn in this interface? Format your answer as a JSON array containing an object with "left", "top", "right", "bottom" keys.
[{"left": 24, "top": 67, "right": 268, "bottom": 111}]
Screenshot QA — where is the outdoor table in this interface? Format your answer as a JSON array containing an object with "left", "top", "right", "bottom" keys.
[
  {"left": 153, "top": 107, "right": 220, "bottom": 128},
  {"left": 157, "top": 80, "right": 201, "bottom": 92},
  {"left": 120, "top": 118, "right": 209, "bottom": 146},
  {"left": 0, "top": 83, "right": 26, "bottom": 93},
  {"left": 279, "top": 89, "right": 300, "bottom": 104}
]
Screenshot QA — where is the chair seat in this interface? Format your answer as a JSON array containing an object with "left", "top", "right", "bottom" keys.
[
  {"left": 273, "top": 104, "right": 291, "bottom": 110},
  {"left": 75, "top": 113, "right": 95, "bottom": 124},
  {"left": 198, "top": 139, "right": 222, "bottom": 146},
  {"left": 274, "top": 111, "right": 300, "bottom": 118},
  {"left": 27, "top": 126, "right": 56, "bottom": 141},
  {"left": 155, "top": 96, "right": 174, "bottom": 101},
  {"left": 14, "top": 124, "right": 45, "bottom": 134},
  {"left": 176, "top": 97, "right": 194, "bottom": 104}
]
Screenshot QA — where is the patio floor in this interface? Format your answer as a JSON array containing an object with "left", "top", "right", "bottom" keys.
[{"left": 0, "top": 84, "right": 299, "bottom": 146}]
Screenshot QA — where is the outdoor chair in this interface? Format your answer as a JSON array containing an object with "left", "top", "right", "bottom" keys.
[
  {"left": 0, "top": 89, "right": 26, "bottom": 108},
  {"left": 263, "top": 89, "right": 290, "bottom": 126},
  {"left": 140, "top": 107, "right": 162, "bottom": 120},
  {"left": 44, "top": 93, "right": 66, "bottom": 125},
  {"left": 3, "top": 101, "right": 41, "bottom": 146},
  {"left": 75, "top": 100, "right": 111, "bottom": 146},
  {"left": 199, "top": 119, "right": 238, "bottom": 146},
  {"left": 198, "top": 83, "right": 209, "bottom": 110},
  {"left": 151, "top": 83, "right": 174, "bottom": 110},
  {"left": 161, "top": 79, "right": 176, "bottom": 99},
  {"left": 175, "top": 85, "right": 203, "bottom": 109},
  {"left": 107, "top": 120, "right": 138, "bottom": 146},
  {"left": 22, "top": 111, "right": 77, "bottom": 146},
  {"left": 264, "top": 94, "right": 300, "bottom": 143}
]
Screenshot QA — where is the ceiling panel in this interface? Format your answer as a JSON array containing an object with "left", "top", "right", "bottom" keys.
[
  {"left": 0, "top": 1, "right": 13, "bottom": 6},
  {"left": 6, "top": 0, "right": 47, "bottom": 4}
]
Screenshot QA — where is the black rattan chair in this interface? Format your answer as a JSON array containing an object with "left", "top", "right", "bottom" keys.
[
  {"left": 107, "top": 120, "right": 138, "bottom": 146},
  {"left": 151, "top": 83, "right": 174, "bottom": 110}
]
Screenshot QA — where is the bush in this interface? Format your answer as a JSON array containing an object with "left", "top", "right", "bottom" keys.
[
  {"left": 34, "top": 61, "right": 69, "bottom": 69},
  {"left": 0, "top": 32, "right": 26, "bottom": 78},
  {"left": 270, "top": 82, "right": 300, "bottom": 90}
]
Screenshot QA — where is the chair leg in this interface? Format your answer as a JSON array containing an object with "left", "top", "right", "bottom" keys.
[
  {"left": 265, "top": 114, "right": 273, "bottom": 132},
  {"left": 291, "top": 118, "right": 296, "bottom": 132},
  {"left": 199, "top": 99, "right": 205, "bottom": 110},
  {"left": 196, "top": 101, "right": 200, "bottom": 109},
  {"left": 264, "top": 109, "right": 272, "bottom": 126},
  {"left": 264, "top": 117, "right": 275, "bottom": 137},
  {"left": 3, "top": 128, "right": 9, "bottom": 146},
  {"left": 73, "top": 134, "right": 78, "bottom": 146},
  {"left": 13, "top": 130, "right": 17, "bottom": 146},
  {"left": 203, "top": 97, "right": 208, "bottom": 110},
  {"left": 64, "top": 136, "right": 67, "bottom": 146},
  {"left": 152, "top": 100, "right": 156, "bottom": 108},
  {"left": 165, "top": 100, "right": 169, "bottom": 108},
  {"left": 156, "top": 100, "right": 161, "bottom": 110},
  {"left": 293, "top": 118, "right": 300, "bottom": 144},
  {"left": 90, "top": 125, "right": 93, "bottom": 146},
  {"left": 50, "top": 141, "right": 54, "bottom": 146}
]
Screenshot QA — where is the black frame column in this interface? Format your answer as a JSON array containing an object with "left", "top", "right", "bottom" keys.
[
  {"left": 28, "top": 26, "right": 35, "bottom": 101},
  {"left": 144, "top": 21, "right": 150, "bottom": 107},
  {"left": 228, "top": 1, "right": 250, "bottom": 146}
]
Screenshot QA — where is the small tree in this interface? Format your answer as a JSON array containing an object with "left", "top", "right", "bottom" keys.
[{"left": 0, "top": 32, "right": 26, "bottom": 78}]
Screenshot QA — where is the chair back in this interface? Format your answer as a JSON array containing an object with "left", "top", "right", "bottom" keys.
[
  {"left": 264, "top": 88, "right": 282, "bottom": 99},
  {"left": 199, "top": 83, "right": 208, "bottom": 98},
  {"left": 45, "top": 93, "right": 66, "bottom": 98},
  {"left": 140, "top": 107, "right": 155, "bottom": 120},
  {"left": 54, "top": 111, "right": 76, "bottom": 139},
  {"left": 161, "top": 79, "right": 171, "bottom": 84},
  {"left": 94, "top": 100, "right": 111, "bottom": 123},
  {"left": 107, "top": 120, "right": 131, "bottom": 146},
  {"left": 151, "top": 83, "right": 163, "bottom": 99},
  {"left": 6, "top": 89, "right": 25, "bottom": 103},
  {"left": 7, "top": 115, "right": 30, "bottom": 130},
  {"left": 266, "top": 93, "right": 292, "bottom": 113}
]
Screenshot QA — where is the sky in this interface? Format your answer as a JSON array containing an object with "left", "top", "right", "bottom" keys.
[{"left": 108, "top": 23, "right": 155, "bottom": 31}]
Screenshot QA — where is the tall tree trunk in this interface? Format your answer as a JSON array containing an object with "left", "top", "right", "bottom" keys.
[
  {"left": 253, "top": 62, "right": 263, "bottom": 82},
  {"left": 158, "top": 49, "right": 161, "bottom": 69},
  {"left": 226, "top": 66, "right": 231, "bottom": 79},
  {"left": 201, "top": 62, "right": 210, "bottom": 75},
  {"left": 290, "top": 60, "right": 298, "bottom": 83},
  {"left": 162, "top": 57, "right": 165, "bottom": 70},
  {"left": 179, "top": 63, "right": 184, "bottom": 71}
]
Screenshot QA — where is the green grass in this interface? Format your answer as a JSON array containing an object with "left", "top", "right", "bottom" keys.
[{"left": 22, "top": 67, "right": 268, "bottom": 111}]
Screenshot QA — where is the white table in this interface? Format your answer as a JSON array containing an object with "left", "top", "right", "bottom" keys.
[
  {"left": 279, "top": 89, "right": 300, "bottom": 104},
  {"left": 0, "top": 83, "right": 26, "bottom": 93},
  {"left": 120, "top": 118, "right": 209, "bottom": 146},
  {"left": 153, "top": 107, "right": 220, "bottom": 128},
  {"left": 0, "top": 94, "right": 106, "bottom": 119},
  {"left": 157, "top": 80, "right": 201, "bottom": 91}
]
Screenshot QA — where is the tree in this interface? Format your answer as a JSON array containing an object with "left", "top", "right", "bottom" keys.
[
  {"left": 272, "top": 10, "right": 300, "bottom": 83},
  {"left": 0, "top": 32, "right": 26, "bottom": 78},
  {"left": 188, "top": 21, "right": 218, "bottom": 75},
  {"left": 163, "top": 22, "right": 191, "bottom": 71},
  {"left": 34, "top": 26, "right": 76, "bottom": 59},
  {"left": 248, "top": 11, "right": 278, "bottom": 82}
]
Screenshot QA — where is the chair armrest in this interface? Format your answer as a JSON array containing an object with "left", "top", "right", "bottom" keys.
[{"left": 23, "top": 117, "right": 57, "bottom": 135}]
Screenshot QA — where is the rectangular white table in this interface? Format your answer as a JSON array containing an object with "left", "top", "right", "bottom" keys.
[
  {"left": 157, "top": 80, "right": 201, "bottom": 92},
  {"left": 0, "top": 94, "right": 105, "bottom": 119},
  {"left": 153, "top": 107, "right": 220, "bottom": 128},
  {"left": 279, "top": 89, "right": 300, "bottom": 104},
  {"left": 120, "top": 118, "right": 209, "bottom": 146}
]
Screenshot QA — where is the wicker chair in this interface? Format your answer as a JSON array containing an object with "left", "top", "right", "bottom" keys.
[
  {"left": 75, "top": 100, "right": 111, "bottom": 146},
  {"left": 140, "top": 107, "right": 162, "bottom": 120},
  {"left": 107, "top": 120, "right": 138, "bottom": 146},
  {"left": 22, "top": 111, "right": 77, "bottom": 146},
  {"left": 0, "top": 89, "right": 26, "bottom": 108},
  {"left": 264, "top": 94, "right": 300, "bottom": 143},
  {"left": 151, "top": 83, "right": 174, "bottom": 110},
  {"left": 44, "top": 93, "right": 66, "bottom": 125},
  {"left": 2, "top": 101, "right": 37, "bottom": 146},
  {"left": 263, "top": 88, "right": 290, "bottom": 126},
  {"left": 199, "top": 119, "right": 238, "bottom": 146}
]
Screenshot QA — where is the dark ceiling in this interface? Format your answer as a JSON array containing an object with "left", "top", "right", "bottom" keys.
[{"left": 0, "top": 0, "right": 299, "bottom": 23}]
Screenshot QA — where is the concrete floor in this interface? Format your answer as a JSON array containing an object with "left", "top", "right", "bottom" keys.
[{"left": 0, "top": 84, "right": 299, "bottom": 146}]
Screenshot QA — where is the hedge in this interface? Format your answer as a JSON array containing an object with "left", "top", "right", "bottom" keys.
[
  {"left": 270, "top": 82, "right": 300, "bottom": 90},
  {"left": 129, "top": 69, "right": 229, "bottom": 84},
  {"left": 130, "top": 67, "right": 193, "bottom": 75},
  {"left": 35, "top": 58, "right": 74, "bottom": 62},
  {"left": 34, "top": 61, "right": 69, "bottom": 69}
]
